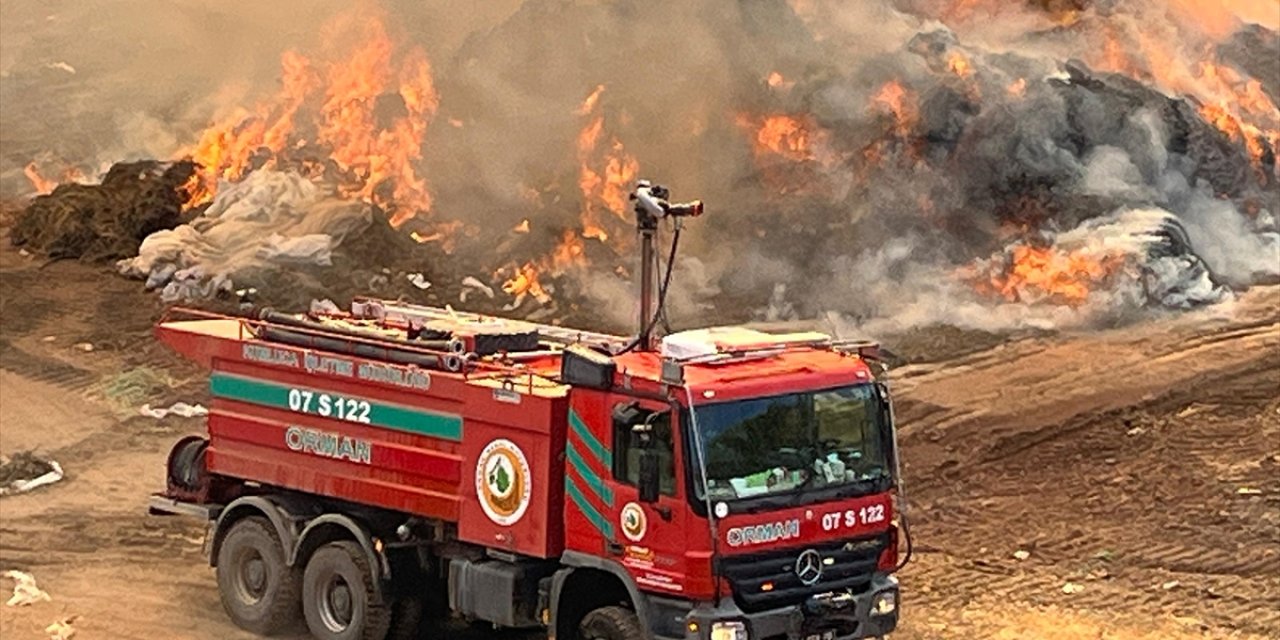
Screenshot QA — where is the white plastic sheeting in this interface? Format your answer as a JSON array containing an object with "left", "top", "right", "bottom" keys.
[{"left": 117, "top": 171, "right": 371, "bottom": 301}]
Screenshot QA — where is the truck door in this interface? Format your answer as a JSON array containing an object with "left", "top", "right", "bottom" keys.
[{"left": 565, "top": 392, "right": 690, "bottom": 596}]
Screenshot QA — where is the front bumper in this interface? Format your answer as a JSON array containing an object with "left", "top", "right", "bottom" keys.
[{"left": 654, "top": 574, "right": 899, "bottom": 640}]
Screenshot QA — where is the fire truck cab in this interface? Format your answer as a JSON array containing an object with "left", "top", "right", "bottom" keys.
[{"left": 552, "top": 328, "right": 903, "bottom": 640}]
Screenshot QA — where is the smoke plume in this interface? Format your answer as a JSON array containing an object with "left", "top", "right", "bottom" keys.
[{"left": 4, "top": 0, "right": 1277, "bottom": 334}]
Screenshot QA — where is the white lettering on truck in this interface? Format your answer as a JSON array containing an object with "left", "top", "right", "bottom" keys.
[
  {"left": 285, "top": 426, "right": 373, "bottom": 464},
  {"left": 725, "top": 519, "right": 801, "bottom": 547},
  {"left": 286, "top": 388, "right": 372, "bottom": 424}
]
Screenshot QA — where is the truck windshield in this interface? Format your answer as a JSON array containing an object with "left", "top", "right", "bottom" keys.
[{"left": 692, "top": 384, "right": 891, "bottom": 503}]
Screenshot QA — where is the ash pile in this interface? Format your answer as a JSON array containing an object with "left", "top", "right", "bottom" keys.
[{"left": 8, "top": 0, "right": 1280, "bottom": 333}]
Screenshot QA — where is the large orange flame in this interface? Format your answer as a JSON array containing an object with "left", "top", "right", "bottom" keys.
[
  {"left": 574, "top": 85, "right": 639, "bottom": 242},
  {"left": 1084, "top": 13, "right": 1280, "bottom": 180},
  {"left": 183, "top": 9, "right": 438, "bottom": 225},
  {"left": 968, "top": 242, "right": 1125, "bottom": 306}
]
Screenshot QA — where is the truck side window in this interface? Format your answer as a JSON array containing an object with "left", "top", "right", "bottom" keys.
[{"left": 612, "top": 405, "right": 676, "bottom": 496}]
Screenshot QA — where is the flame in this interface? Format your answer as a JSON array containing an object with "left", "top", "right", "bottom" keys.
[
  {"left": 576, "top": 84, "right": 607, "bottom": 116},
  {"left": 182, "top": 9, "right": 439, "bottom": 224},
  {"left": 23, "top": 163, "right": 59, "bottom": 195},
  {"left": 870, "top": 81, "right": 919, "bottom": 138},
  {"left": 574, "top": 85, "right": 639, "bottom": 242},
  {"left": 501, "top": 262, "right": 551, "bottom": 305},
  {"left": 766, "top": 71, "right": 795, "bottom": 91},
  {"left": 23, "top": 163, "right": 87, "bottom": 196},
  {"left": 969, "top": 242, "right": 1124, "bottom": 306},
  {"left": 549, "top": 229, "right": 588, "bottom": 272},
  {"left": 947, "top": 52, "right": 974, "bottom": 78},
  {"left": 1007, "top": 78, "right": 1027, "bottom": 98},
  {"left": 1088, "top": 21, "right": 1280, "bottom": 180},
  {"left": 754, "top": 115, "right": 816, "bottom": 162},
  {"left": 500, "top": 229, "right": 589, "bottom": 305}
]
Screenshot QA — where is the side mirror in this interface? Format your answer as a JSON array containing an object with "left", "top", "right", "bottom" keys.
[{"left": 638, "top": 448, "right": 660, "bottom": 504}]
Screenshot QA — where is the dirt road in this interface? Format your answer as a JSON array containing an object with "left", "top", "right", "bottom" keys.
[{"left": 1, "top": 237, "right": 1276, "bottom": 639}]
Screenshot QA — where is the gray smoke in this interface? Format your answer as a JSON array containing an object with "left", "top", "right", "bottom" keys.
[{"left": 3, "top": 0, "right": 1277, "bottom": 334}]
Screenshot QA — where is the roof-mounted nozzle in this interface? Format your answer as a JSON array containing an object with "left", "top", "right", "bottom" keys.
[
  {"left": 632, "top": 181, "right": 704, "bottom": 228},
  {"left": 630, "top": 181, "right": 704, "bottom": 352}
]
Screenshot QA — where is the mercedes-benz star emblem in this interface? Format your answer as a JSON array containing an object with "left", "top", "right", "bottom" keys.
[{"left": 795, "top": 549, "right": 823, "bottom": 586}]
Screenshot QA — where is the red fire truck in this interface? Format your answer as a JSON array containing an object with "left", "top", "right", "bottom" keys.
[{"left": 150, "top": 182, "right": 907, "bottom": 640}]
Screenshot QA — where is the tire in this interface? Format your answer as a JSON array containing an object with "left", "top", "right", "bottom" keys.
[
  {"left": 215, "top": 516, "right": 302, "bottom": 635},
  {"left": 386, "top": 595, "right": 423, "bottom": 640},
  {"left": 578, "top": 606, "right": 645, "bottom": 640},
  {"left": 302, "top": 540, "right": 391, "bottom": 640}
]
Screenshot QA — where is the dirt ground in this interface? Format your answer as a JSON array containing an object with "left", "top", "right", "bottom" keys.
[{"left": 0, "top": 232, "right": 1276, "bottom": 639}]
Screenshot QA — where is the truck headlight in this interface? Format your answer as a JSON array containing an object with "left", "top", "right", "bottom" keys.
[
  {"left": 710, "top": 620, "right": 749, "bottom": 640},
  {"left": 871, "top": 590, "right": 897, "bottom": 616}
]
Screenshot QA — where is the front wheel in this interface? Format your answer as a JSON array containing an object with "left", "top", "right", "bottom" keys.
[
  {"left": 215, "top": 516, "right": 302, "bottom": 635},
  {"left": 578, "top": 606, "right": 645, "bottom": 640},
  {"left": 302, "top": 540, "right": 391, "bottom": 640}
]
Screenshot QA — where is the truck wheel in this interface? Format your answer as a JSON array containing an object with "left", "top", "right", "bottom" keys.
[
  {"left": 302, "top": 540, "right": 391, "bottom": 640},
  {"left": 386, "top": 595, "right": 423, "bottom": 640},
  {"left": 215, "top": 516, "right": 302, "bottom": 635},
  {"left": 578, "top": 606, "right": 645, "bottom": 640}
]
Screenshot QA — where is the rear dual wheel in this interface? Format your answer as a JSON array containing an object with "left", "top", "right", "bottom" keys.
[
  {"left": 216, "top": 516, "right": 302, "bottom": 635},
  {"left": 303, "top": 540, "right": 392, "bottom": 640}
]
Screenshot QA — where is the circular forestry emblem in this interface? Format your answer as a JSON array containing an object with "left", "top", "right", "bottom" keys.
[
  {"left": 620, "top": 502, "right": 648, "bottom": 542},
  {"left": 476, "top": 439, "right": 532, "bottom": 526}
]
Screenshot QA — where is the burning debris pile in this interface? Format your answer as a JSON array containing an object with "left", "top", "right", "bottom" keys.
[
  {"left": 7, "top": 0, "right": 1279, "bottom": 332},
  {"left": 11, "top": 161, "right": 196, "bottom": 261}
]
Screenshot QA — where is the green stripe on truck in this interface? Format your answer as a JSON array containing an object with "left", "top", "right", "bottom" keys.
[
  {"left": 566, "top": 475, "right": 614, "bottom": 538},
  {"left": 210, "top": 372, "right": 463, "bottom": 441},
  {"left": 566, "top": 439, "right": 614, "bottom": 506},
  {"left": 568, "top": 409, "right": 611, "bottom": 466}
]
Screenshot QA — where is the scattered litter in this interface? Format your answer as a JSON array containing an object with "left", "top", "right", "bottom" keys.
[
  {"left": 1061, "top": 582, "right": 1085, "bottom": 595},
  {"left": 1103, "top": 457, "right": 1117, "bottom": 465},
  {"left": 0, "top": 453, "right": 64, "bottom": 496},
  {"left": 1161, "top": 580, "right": 1181, "bottom": 590},
  {"left": 310, "top": 299, "right": 341, "bottom": 315},
  {"left": 72, "top": 342, "right": 94, "bottom": 352},
  {"left": 1125, "top": 426, "right": 1145, "bottom": 436},
  {"left": 45, "top": 61, "right": 76, "bottom": 74},
  {"left": 41, "top": 336, "right": 56, "bottom": 343},
  {"left": 3, "top": 571, "right": 51, "bottom": 606},
  {"left": 1013, "top": 550, "right": 1031, "bottom": 561},
  {"left": 460, "top": 276, "right": 495, "bottom": 302},
  {"left": 139, "top": 402, "right": 208, "bottom": 419},
  {"left": 1236, "top": 487, "right": 1262, "bottom": 495},
  {"left": 18, "top": 248, "right": 31, "bottom": 257},
  {"left": 407, "top": 273, "right": 431, "bottom": 290},
  {"left": 45, "top": 616, "right": 78, "bottom": 640},
  {"left": 1176, "top": 404, "right": 1215, "bottom": 418}
]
